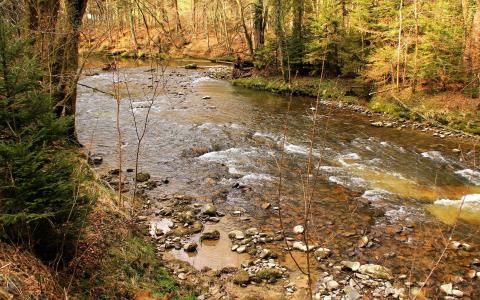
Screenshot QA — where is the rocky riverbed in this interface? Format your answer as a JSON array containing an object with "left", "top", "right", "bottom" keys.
[{"left": 78, "top": 59, "right": 480, "bottom": 299}]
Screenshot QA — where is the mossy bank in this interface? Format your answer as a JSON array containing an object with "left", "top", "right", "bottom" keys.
[{"left": 233, "top": 76, "right": 480, "bottom": 137}]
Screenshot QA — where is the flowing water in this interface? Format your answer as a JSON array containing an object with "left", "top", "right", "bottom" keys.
[{"left": 77, "top": 60, "right": 480, "bottom": 294}]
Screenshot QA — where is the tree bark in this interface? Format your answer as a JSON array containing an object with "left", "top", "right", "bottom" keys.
[
  {"left": 253, "top": 0, "right": 265, "bottom": 52},
  {"left": 51, "top": 0, "right": 88, "bottom": 140},
  {"left": 235, "top": 0, "right": 254, "bottom": 57}
]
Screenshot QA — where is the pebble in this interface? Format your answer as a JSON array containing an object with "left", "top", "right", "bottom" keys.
[
  {"left": 326, "top": 280, "right": 339, "bottom": 291},
  {"left": 293, "top": 225, "right": 305, "bottom": 234},
  {"left": 261, "top": 202, "right": 271, "bottom": 209},
  {"left": 341, "top": 261, "right": 361, "bottom": 272},
  {"left": 228, "top": 230, "right": 245, "bottom": 240},
  {"left": 236, "top": 245, "right": 247, "bottom": 253},
  {"left": 178, "top": 273, "right": 187, "bottom": 280},
  {"left": 452, "top": 289, "right": 464, "bottom": 297},
  {"left": 292, "top": 241, "right": 316, "bottom": 252},
  {"left": 440, "top": 283, "right": 453, "bottom": 295}
]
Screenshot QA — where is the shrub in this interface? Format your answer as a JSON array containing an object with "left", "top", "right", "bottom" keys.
[{"left": 0, "top": 20, "right": 90, "bottom": 263}]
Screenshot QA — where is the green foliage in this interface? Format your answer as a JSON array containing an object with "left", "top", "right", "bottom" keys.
[{"left": 0, "top": 20, "right": 89, "bottom": 261}]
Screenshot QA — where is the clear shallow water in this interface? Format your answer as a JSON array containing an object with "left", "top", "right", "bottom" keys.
[{"left": 77, "top": 64, "right": 480, "bottom": 282}]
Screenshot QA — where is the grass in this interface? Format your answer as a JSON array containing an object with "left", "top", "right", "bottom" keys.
[{"left": 234, "top": 75, "right": 480, "bottom": 135}]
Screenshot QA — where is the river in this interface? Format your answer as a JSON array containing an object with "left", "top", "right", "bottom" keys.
[{"left": 77, "top": 59, "right": 480, "bottom": 298}]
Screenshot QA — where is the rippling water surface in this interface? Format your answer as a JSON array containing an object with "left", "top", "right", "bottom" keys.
[{"left": 77, "top": 61, "right": 480, "bottom": 283}]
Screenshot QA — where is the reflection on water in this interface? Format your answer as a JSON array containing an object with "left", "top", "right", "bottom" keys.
[{"left": 169, "top": 223, "right": 249, "bottom": 270}]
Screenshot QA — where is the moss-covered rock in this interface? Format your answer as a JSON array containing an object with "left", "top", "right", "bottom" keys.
[{"left": 136, "top": 172, "right": 151, "bottom": 183}]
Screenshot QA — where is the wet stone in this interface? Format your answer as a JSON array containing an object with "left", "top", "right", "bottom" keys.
[
  {"left": 183, "top": 242, "right": 198, "bottom": 252},
  {"left": 385, "top": 225, "right": 403, "bottom": 235},
  {"left": 228, "top": 230, "right": 245, "bottom": 240},
  {"left": 203, "top": 204, "right": 217, "bottom": 216},
  {"left": 201, "top": 230, "right": 220, "bottom": 241},
  {"left": 136, "top": 172, "right": 151, "bottom": 182}
]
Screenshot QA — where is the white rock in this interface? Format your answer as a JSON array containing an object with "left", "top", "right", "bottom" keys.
[
  {"left": 292, "top": 241, "right": 316, "bottom": 252},
  {"left": 236, "top": 245, "right": 247, "bottom": 253},
  {"left": 341, "top": 261, "right": 361, "bottom": 272},
  {"left": 358, "top": 264, "right": 393, "bottom": 280},
  {"left": 440, "top": 283, "right": 453, "bottom": 295},
  {"left": 452, "top": 289, "right": 463, "bottom": 297},
  {"left": 315, "top": 248, "right": 331, "bottom": 259},
  {"left": 228, "top": 230, "right": 245, "bottom": 240},
  {"left": 293, "top": 225, "right": 305, "bottom": 234},
  {"left": 178, "top": 272, "right": 187, "bottom": 280},
  {"left": 326, "top": 280, "right": 339, "bottom": 291}
]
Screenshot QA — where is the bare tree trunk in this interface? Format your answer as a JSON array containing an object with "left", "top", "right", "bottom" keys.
[
  {"left": 253, "top": 0, "right": 265, "bottom": 53},
  {"left": 396, "top": 0, "right": 403, "bottom": 90},
  {"left": 129, "top": 1, "right": 139, "bottom": 51},
  {"left": 51, "top": 0, "right": 88, "bottom": 140},
  {"left": 272, "top": 0, "right": 287, "bottom": 81},
  {"left": 235, "top": 0, "right": 254, "bottom": 57},
  {"left": 413, "top": 0, "right": 419, "bottom": 93}
]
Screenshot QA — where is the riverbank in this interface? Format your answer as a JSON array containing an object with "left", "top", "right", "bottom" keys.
[
  {"left": 233, "top": 76, "right": 480, "bottom": 139},
  {"left": 0, "top": 155, "right": 196, "bottom": 300}
]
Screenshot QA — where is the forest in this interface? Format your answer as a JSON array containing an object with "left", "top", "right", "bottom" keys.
[{"left": 1, "top": 0, "right": 480, "bottom": 299}]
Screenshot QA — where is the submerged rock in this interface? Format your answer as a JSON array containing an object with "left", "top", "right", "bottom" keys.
[
  {"left": 136, "top": 172, "right": 151, "bottom": 182},
  {"left": 183, "top": 242, "right": 198, "bottom": 252},
  {"left": 185, "top": 64, "right": 198, "bottom": 69},
  {"left": 203, "top": 204, "right": 217, "bottom": 216},
  {"left": 201, "top": 230, "right": 220, "bottom": 241}
]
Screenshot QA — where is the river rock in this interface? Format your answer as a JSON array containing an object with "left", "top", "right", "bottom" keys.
[
  {"left": 201, "top": 230, "right": 220, "bottom": 241},
  {"left": 344, "top": 286, "right": 361, "bottom": 300},
  {"left": 236, "top": 245, "right": 247, "bottom": 253},
  {"left": 326, "top": 280, "right": 339, "bottom": 291},
  {"left": 440, "top": 283, "right": 453, "bottom": 295},
  {"left": 203, "top": 204, "right": 217, "bottom": 216},
  {"left": 259, "top": 248, "right": 271, "bottom": 259},
  {"left": 261, "top": 202, "right": 271, "bottom": 209},
  {"left": 452, "top": 289, "right": 463, "bottom": 297},
  {"left": 292, "top": 241, "right": 316, "bottom": 252},
  {"left": 357, "top": 236, "right": 369, "bottom": 248},
  {"left": 466, "top": 269, "right": 477, "bottom": 279},
  {"left": 183, "top": 242, "right": 198, "bottom": 252},
  {"left": 245, "top": 228, "right": 259, "bottom": 236},
  {"left": 371, "top": 121, "right": 384, "bottom": 127},
  {"left": 185, "top": 64, "right": 198, "bottom": 69},
  {"left": 257, "top": 268, "right": 282, "bottom": 283},
  {"left": 385, "top": 225, "right": 403, "bottom": 235},
  {"left": 358, "top": 264, "right": 393, "bottom": 280},
  {"left": 228, "top": 230, "right": 245, "bottom": 240},
  {"left": 233, "top": 270, "right": 250, "bottom": 285},
  {"left": 136, "top": 172, "right": 151, "bottom": 182},
  {"left": 314, "top": 248, "right": 331, "bottom": 260},
  {"left": 341, "top": 261, "right": 361, "bottom": 272},
  {"left": 293, "top": 225, "right": 305, "bottom": 234}
]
